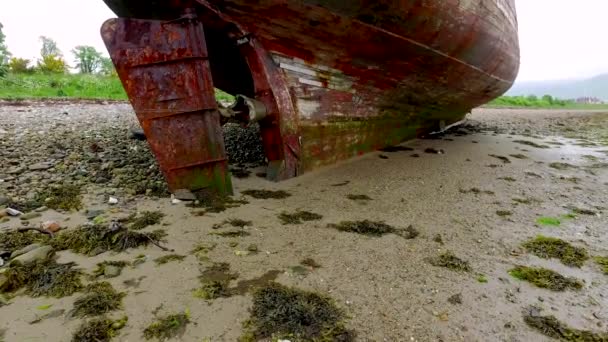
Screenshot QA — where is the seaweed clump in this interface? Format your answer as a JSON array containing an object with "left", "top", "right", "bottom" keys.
[
  {"left": 1, "top": 259, "right": 83, "bottom": 298},
  {"left": 242, "top": 189, "right": 291, "bottom": 199},
  {"left": 193, "top": 262, "right": 238, "bottom": 300},
  {"left": 240, "top": 282, "right": 354, "bottom": 342},
  {"left": 523, "top": 308, "right": 608, "bottom": 341},
  {"left": 509, "top": 266, "right": 583, "bottom": 291},
  {"left": 594, "top": 256, "right": 608, "bottom": 274},
  {"left": 154, "top": 254, "right": 186, "bottom": 265},
  {"left": 187, "top": 189, "right": 248, "bottom": 213},
  {"left": 72, "top": 316, "right": 128, "bottom": 342},
  {"left": 523, "top": 236, "right": 589, "bottom": 267},
  {"left": 489, "top": 154, "right": 511, "bottom": 164},
  {"left": 70, "top": 282, "right": 125, "bottom": 317},
  {"left": 0, "top": 230, "right": 50, "bottom": 251},
  {"left": 513, "top": 140, "right": 549, "bottom": 148},
  {"left": 143, "top": 311, "right": 190, "bottom": 340},
  {"left": 328, "top": 220, "right": 399, "bottom": 237},
  {"left": 459, "top": 188, "right": 495, "bottom": 195},
  {"left": 128, "top": 211, "right": 165, "bottom": 230},
  {"left": 92, "top": 260, "right": 130, "bottom": 279},
  {"left": 278, "top": 211, "right": 323, "bottom": 225},
  {"left": 429, "top": 251, "right": 472, "bottom": 272},
  {"left": 346, "top": 194, "right": 372, "bottom": 201},
  {"left": 50, "top": 224, "right": 167, "bottom": 256},
  {"left": 213, "top": 218, "right": 253, "bottom": 229},
  {"left": 35, "top": 184, "right": 83, "bottom": 211}
]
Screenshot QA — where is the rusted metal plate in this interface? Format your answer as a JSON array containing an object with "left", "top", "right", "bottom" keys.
[{"left": 101, "top": 14, "right": 232, "bottom": 194}]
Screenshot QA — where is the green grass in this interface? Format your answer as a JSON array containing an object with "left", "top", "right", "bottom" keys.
[
  {"left": 487, "top": 95, "right": 608, "bottom": 109},
  {"left": 0, "top": 72, "right": 236, "bottom": 102},
  {"left": 0, "top": 73, "right": 127, "bottom": 100}
]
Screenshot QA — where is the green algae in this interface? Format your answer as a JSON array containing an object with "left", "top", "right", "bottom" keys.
[
  {"left": 0, "top": 230, "right": 50, "bottom": 251},
  {"left": 523, "top": 236, "right": 589, "bottom": 267},
  {"left": 594, "top": 256, "right": 608, "bottom": 274},
  {"left": 154, "top": 254, "right": 186, "bottom": 265},
  {"left": 91, "top": 260, "right": 130, "bottom": 279},
  {"left": 509, "top": 266, "right": 583, "bottom": 291},
  {"left": 143, "top": 311, "right": 190, "bottom": 341},
  {"left": 428, "top": 251, "right": 472, "bottom": 272},
  {"left": 1, "top": 259, "right": 83, "bottom": 298},
  {"left": 328, "top": 220, "right": 399, "bottom": 237},
  {"left": 278, "top": 211, "right": 323, "bottom": 225},
  {"left": 536, "top": 217, "right": 561, "bottom": 226},
  {"left": 70, "top": 282, "right": 125, "bottom": 317},
  {"left": 241, "top": 189, "right": 291, "bottom": 199},
  {"left": 35, "top": 184, "right": 83, "bottom": 211},
  {"left": 71, "top": 316, "right": 128, "bottom": 342},
  {"left": 239, "top": 282, "right": 354, "bottom": 342},
  {"left": 496, "top": 210, "right": 513, "bottom": 217},
  {"left": 128, "top": 211, "right": 165, "bottom": 230},
  {"left": 524, "top": 310, "right": 608, "bottom": 341},
  {"left": 49, "top": 224, "right": 167, "bottom": 256}
]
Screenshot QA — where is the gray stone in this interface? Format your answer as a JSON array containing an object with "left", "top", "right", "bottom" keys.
[
  {"left": 28, "top": 162, "right": 53, "bottom": 171},
  {"left": 11, "top": 243, "right": 42, "bottom": 259},
  {"left": 104, "top": 265, "right": 122, "bottom": 278},
  {"left": 7, "top": 166, "right": 25, "bottom": 175},
  {"left": 20, "top": 212, "right": 41, "bottom": 220},
  {"left": 174, "top": 189, "right": 196, "bottom": 201},
  {"left": 85, "top": 209, "right": 105, "bottom": 220},
  {"left": 11, "top": 246, "right": 54, "bottom": 266}
]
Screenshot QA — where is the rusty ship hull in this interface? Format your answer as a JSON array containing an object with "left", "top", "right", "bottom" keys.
[{"left": 101, "top": 0, "right": 520, "bottom": 194}]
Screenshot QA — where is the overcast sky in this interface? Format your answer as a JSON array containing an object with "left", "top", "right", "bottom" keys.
[{"left": 1, "top": 0, "right": 607, "bottom": 82}]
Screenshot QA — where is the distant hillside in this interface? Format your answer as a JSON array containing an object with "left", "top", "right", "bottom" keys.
[{"left": 507, "top": 74, "right": 608, "bottom": 100}]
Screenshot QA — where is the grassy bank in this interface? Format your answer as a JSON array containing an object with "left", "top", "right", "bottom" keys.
[
  {"left": 0, "top": 73, "right": 234, "bottom": 102},
  {"left": 488, "top": 95, "right": 608, "bottom": 109}
]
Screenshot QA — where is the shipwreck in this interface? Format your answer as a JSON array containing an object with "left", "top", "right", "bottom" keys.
[{"left": 100, "top": 0, "right": 520, "bottom": 195}]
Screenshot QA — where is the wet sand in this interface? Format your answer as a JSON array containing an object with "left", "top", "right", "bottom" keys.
[{"left": 1, "top": 104, "right": 607, "bottom": 341}]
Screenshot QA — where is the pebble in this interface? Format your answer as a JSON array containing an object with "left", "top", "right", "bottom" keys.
[
  {"left": 173, "top": 189, "right": 196, "bottom": 201},
  {"left": 10, "top": 245, "right": 54, "bottom": 266},
  {"left": 20, "top": 212, "right": 41, "bottom": 220},
  {"left": 108, "top": 197, "right": 119, "bottom": 205},
  {"left": 6, "top": 208, "right": 23, "bottom": 216},
  {"left": 11, "top": 243, "right": 42, "bottom": 259},
  {"left": 28, "top": 162, "right": 53, "bottom": 171},
  {"left": 41, "top": 221, "right": 61, "bottom": 233}
]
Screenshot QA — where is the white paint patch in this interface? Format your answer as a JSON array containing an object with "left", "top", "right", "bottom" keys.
[
  {"left": 297, "top": 98, "right": 321, "bottom": 119},
  {"left": 298, "top": 78, "right": 324, "bottom": 87},
  {"left": 279, "top": 63, "right": 317, "bottom": 77}
]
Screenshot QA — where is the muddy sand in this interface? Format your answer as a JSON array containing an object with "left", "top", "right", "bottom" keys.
[{"left": 0, "top": 103, "right": 607, "bottom": 341}]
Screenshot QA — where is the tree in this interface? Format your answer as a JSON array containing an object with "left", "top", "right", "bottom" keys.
[
  {"left": 541, "top": 94, "right": 553, "bottom": 105},
  {"left": 72, "top": 45, "right": 102, "bottom": 74},
  {"left": 8, "top": 57, "right": 32, "bottom": 73},
  {"left": 99, "top": 56, "right": 117, "bottom": 76},
  {"left": 0, "top": 22, "right": 11, "bottom": 76},
  {"left": 40, "top": 36, "right": 61, "bottom": 57},
  {"left": 36, "top": 36, "right": 67, "bottom": 73}
]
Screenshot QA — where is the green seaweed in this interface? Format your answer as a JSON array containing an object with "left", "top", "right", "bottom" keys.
[
  {"left": 524, "top": 310, "right": 608, "bottom": 341},
  {"left": 193, "top": 262, "right": 238, "bottom": 300},
  {"left": 489, "top": 154, "right": 511, "bottom": 164},
  {"left": 328, "top": 220, "right": 399, "bottom": 237},
  {"left": 2, "top": 259, "right": 83, "bottom": 298},
  {"left": 241, "top": 189, "right": 291, "bottom": 199},
  {"left": 429, "top": 251, "right": 472, "bottom": 272},
  {"left": 509, "top": 154, "right": 528, "bottom": 159},
  {"left": 128, "top": 211, "right": 165, "bottom": 230},
  {"left": 187, "top": 189, "right": 248, "bottom": 213},
  {"left": 190, "top": 242, "right": 217, "bottom": 263},
  {"left": 572, "top": 208, "right": 597, "bottom": 216},
  {"left": 71, "top": 316, "right": 128, "bottom": 342},
  {"left": 496, "top": 210, "right": 513, "bottom": 217},
  {"left": 91, "top": 260, "right": 130, "bottom": 279},
  {"left": 594, "top": 256, "right": 608, "bottom": 274},
  {"left": 239, "top": 282, "right": 354, "bottom": 342},
  {"left": 35, "top": 184, "right": 83, "bottom": 211},
  {"left": 154, "top": 254, "right": 186, "bottom": 265},
  {"left": 300, "top": 258, "right": 322, "bottom": 269},
  {"left": 346, "top": 194, "right": 372, "bottom": 201},
  {"left": 70, "top": 282, "right": 125, "bottom": 317},
  {"left": 549, "top": 162, "right": 577, "bottom": 170},
  {"left": 49, "top": 224, "right": 167, "bottom": 255},
  {"left": 459, "top": 188, "right": 495, "bottom": 195},
  {"left": 509, "top": 266, "right": 583, "bottom": 291},
  {"left": 536, "top": 217, "right": 561, "bottom": 226},
  {"left": 278, "top": 211, "right": 323, "bottom": 225},
  {"left": 0, "top": 230, "right": 50, "bottom": 251},
  {"left": 143, "top": 311, "right": 190, "bottom": 341},
  {"left": 210, "top": 230, "right": 250, "bottom": 238},
  {"left": 522, "top": 235, "right": 589, "bottom": 267}
]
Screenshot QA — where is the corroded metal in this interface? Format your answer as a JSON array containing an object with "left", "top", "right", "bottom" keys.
[
  {"left": 101, "top": 10, "right": 232, "bottom": 194},
  {"left": 101, "top": 0, "right": 520, "bottom": 187}
]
